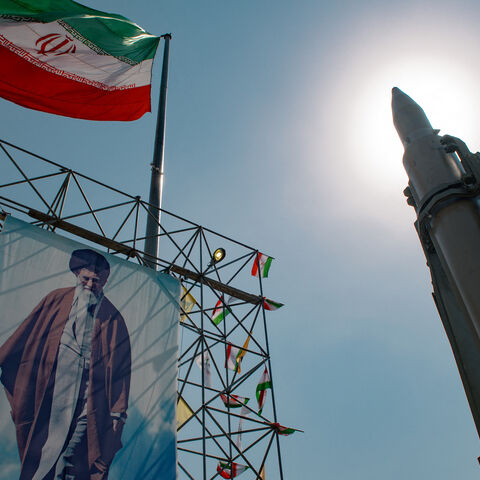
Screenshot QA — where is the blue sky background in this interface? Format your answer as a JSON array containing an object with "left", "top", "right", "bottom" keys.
[{"left": 2, "top": 0, "right": 480, "bottom": 478}]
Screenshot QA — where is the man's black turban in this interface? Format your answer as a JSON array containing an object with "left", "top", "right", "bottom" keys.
[{"left": 69, "top": 249, "right": 110, "bottom": 277}]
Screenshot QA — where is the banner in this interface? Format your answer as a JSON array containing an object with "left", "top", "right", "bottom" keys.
[{"left": 0, "top": 216, "right": 179, "bottom": 480}]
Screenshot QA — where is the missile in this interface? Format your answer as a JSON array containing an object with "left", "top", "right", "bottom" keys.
[
  {"left": 392, "top": 87, "right": 480, "bottom": 441},
  {"left": 392, "top": 87, "right": 464, "bottom": 207},
  {"left": 392, "top": 87, "right": 480, "bottom": 335}
]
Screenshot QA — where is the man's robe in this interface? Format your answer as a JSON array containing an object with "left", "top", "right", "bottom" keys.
[{"left": 0, "top": 287, "right": 131, "bottom": 480}]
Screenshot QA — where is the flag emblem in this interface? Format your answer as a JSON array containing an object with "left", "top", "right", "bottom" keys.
[{"left": 36, "top": 33, "right": 76, "bottom": 56}]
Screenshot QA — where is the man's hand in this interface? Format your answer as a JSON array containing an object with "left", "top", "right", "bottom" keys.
[
  {"left": 112, "top": 414, "right": 126, "bottom": 433},
  {"left": 112, "top": 418, "right": 122, "bottom": 432}
]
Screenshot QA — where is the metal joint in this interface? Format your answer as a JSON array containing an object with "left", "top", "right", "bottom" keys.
[{"left": 417, "top": 181, "right": 480, "bottom": 235}]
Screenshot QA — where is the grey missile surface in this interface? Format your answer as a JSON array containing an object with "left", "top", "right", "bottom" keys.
[
  {"left": 392, "top": 87, "right": 480, "bottom": 442},
  {"left": 392, "top": 86, "right": 434, "bottom": 147},
  {"left": 392, "top": 87, "right": 463, "bottom": 207}
]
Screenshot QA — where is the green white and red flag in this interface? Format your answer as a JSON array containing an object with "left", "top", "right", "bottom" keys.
[
  {"left": 263, "top": 298, "right": 283, "bottom": 311},
  {"left": 256, "top": 366, "right": 271, "bottom": 414},
  {"left": 226, "top": 343, "right": 245, "bottom": 372},
  {"left": 217, "top": 462, "right": 249, "bottom": 479},
  {"left": 211, "top": 296, "right": 232, "bottom": 325},
  {"left": 0, "top": 0, "right": 160, "bottom": 120},
  {"left": 270, "top": 422, "right": 296, "bottom": 436},
  {"left": 251, "top": 252, "right": 273, "bottom": 278},
  {"left": 220, "top": 393, "right": 249, "bottom": 409}
]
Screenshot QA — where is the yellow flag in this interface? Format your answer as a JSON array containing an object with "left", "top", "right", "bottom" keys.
[
  {"left": 260, "top": 465, "right": 265, "bottom": 479},
  {"left": 236, "top": 332, "right": 252, "bottom": 374},
  {"left": 180, "top": 285, "right": 197, "bottom": 322},
  {"left": 177, "top": 395, "right": 194, "bottom": 430}
]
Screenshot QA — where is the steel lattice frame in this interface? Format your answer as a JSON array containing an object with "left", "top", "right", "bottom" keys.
[{"left": 0, "top": 139, "right": 286, "bottom": 479}]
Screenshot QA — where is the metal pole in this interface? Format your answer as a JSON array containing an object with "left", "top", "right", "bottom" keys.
[
  {"left": 144, "top": 33, "right": 171, "bottom": 268},
  {"left": 256, "top": 255, "right": 285, "bottom": 479}
]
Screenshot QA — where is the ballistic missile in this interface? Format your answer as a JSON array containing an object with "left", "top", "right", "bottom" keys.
[{"left": 392, "top": 87, "right": 480, "bottom": 440}]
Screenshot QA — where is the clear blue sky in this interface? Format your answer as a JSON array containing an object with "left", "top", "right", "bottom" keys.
[{"left": 2, "top": 0, "right": 480, "bottom": 478}]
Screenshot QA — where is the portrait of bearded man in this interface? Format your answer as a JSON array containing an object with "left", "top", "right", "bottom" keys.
[{"left": 0, "top": 248, "right": 131, "bottom": 480}]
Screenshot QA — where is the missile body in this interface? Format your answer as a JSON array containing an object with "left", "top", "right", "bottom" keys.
[
  {"left": 393, "top": 88, "right": 480, "bottom": 440},
  {"left": 393, "top": 88, "right": 480, "bottom": 338}
]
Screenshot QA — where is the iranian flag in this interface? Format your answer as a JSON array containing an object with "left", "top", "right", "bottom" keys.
[
  {"left": 256, "top": 366, "right": 271, "bottom": 414},
  {"left": 216, "top": 462, "right": 249, "bottom": 479},
  {"left": 220, "top": 393, "right": 249, "bottom": 409},
  {"left": 270, "top": 422, "right": 296, "bottom": 436},
  {"left": 263, "top": 298, "right": 283, "bottom": 311},
  {"left": 0, "top": 0, "right": 160, "bottom": 120},
  {"left": 225, "top": 343, "right": 242, "bottom": 372},
  {"left": 211, "top": 296, "right": 232, "bottom": 325},
  {"left": 251, "top": 252, "right": 273, "bottom": 278}
]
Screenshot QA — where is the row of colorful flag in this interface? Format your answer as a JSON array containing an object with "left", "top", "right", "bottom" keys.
[
  {"left": 183, "top": 252, "right": 283, "bottom": 480},
  {"left": 195, "top": 351, "right": 294, "bottom": 427},
  {"left": 211, "top": 294, "right": 283, "bottom": 325},
  {"left": 177, "top": 362, "right": 273, "bottom": 478},
  {"left": 215, "top": 363, "right": 294, "bottom": 479},
  {"left": 181, "top": 289, "right": 283, "bottom": 325},
  {"left": 180, "top": 251, "right": 280, "bottom": 325}
]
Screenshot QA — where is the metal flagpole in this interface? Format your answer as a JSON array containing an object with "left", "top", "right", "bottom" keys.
[{"left": 144, "top": 33, "right": 171, "bottom": 268}]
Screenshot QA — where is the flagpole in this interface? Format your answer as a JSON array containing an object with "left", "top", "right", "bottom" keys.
[{"left": 144, "top": 33, "right": 171, "bottom": 268}]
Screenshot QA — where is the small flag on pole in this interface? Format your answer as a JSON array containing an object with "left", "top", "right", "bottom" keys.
[
  {"left": 236, "top": 404, "right": 251, "bottom": 450},
  {"left": 177, "top": 395, "right": 194, "bottom": 430},
  {"left": 235, "top": 333, "right": 252, "bottom": 374},
  {"left": 211, "top": 296, "right": 233, "bottom": 325},
  {"left": 195, "top": 350, "right": 212, "bottom": 388},
  {"left": 180, "top": 285, "right": 197, "bottom": 322},
  {"left": 0, "top": 0, "right": 160, "bottom": 120},
  {"left": 225, "top": 343, "right": 241, "bottom": 372},
  {"left": 263, "top": 298, "right": 284, "bottom": 311},
  {"left": 220, "top": 393, "right": 249, "bottom": 409},
  {"left": 256, "top": 366, "right": 272, "bottom": 414},
  {"left": 270, "top": 422, "right": 296, "bottom": 436},
  {"left": 251, "top": 252, "right": 273, "bottom": 278},
  {"left": 217, "top": 462, "right": 249, "bottom": 479},
  {"left": 260, "top": 465, "right": 265, "bottom": 480}
]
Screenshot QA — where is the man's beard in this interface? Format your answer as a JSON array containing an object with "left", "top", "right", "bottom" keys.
[{"left": 75, "top": 278, "right": 100, "bottom": 308}]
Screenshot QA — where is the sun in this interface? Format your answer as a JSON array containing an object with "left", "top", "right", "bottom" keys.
[{"left": 347, "top": 56, "right": 479, "bottom": 195}]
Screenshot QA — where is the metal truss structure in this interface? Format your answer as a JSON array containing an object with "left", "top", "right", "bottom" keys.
[{"left": 0, "top": 139, "right": 287, "bottom": 479}]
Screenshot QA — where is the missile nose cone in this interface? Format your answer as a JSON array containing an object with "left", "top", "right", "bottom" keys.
[{"left": 392, "top": 87, "right": 434, "bottom": 146}]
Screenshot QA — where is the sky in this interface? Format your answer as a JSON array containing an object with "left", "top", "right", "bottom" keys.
[{"left": 2, "top": 0, "right": 480, "bottom": 478}]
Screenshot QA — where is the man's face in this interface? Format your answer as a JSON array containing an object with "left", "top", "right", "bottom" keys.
[{"left": 77, "top": 268, "right": 108, "bottom": 295}]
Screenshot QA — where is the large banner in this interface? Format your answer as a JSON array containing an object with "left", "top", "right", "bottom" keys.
[{"left": 0, "top": 216, "right": 179, "bottom": 480}]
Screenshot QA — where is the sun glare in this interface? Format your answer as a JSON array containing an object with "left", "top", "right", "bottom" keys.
[{"left": 347, "top": 56, "right": 479, "bottom": 195}]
